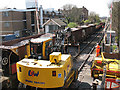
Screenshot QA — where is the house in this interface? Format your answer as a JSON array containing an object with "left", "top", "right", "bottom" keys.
[{"left": 42, "top": 19, "right": 67, "bottom": 33}]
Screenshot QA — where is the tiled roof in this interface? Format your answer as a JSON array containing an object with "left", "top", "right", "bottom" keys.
[
  {"left": 42, "top": 19, "right": 66, "bottom": 27},
  {"left": 52, "top": 19, "right": 66, "bottom": 26}
]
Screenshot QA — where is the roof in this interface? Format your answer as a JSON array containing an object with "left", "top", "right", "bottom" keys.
[
  {"left": 113, "top": 0, "right": 120, "bottom": 2},
  {"left": 0, "top": 40, "right": 29, "bottom": 49},
  {"left": 30, "top": 33, "right": 55, "bottom": 43},
  {"left": 42, "top": 19, "right": 66, "bottom": 27},
  {"left": 17, "top": 54, "right": 70, "bottom": 68},
  {"left": 0, "top": 9, "right": 36, "bottom": 12},
  {"left": 30, "top": 37, "right": 51, "bottom": 43}
]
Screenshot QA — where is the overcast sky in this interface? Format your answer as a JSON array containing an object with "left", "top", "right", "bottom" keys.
[{"left": 0, "top": 0, "right": 112, "bottom": 17}]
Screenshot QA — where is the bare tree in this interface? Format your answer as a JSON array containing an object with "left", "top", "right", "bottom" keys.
[
  {"left": 62, "top": 4, "right": 87, "bottom": 25},
  {"left": 62, "top": 4, "right": 77, "bottom": 24},
  {"left": 88, "top": 12, "right": 100, "bottom": 23}
]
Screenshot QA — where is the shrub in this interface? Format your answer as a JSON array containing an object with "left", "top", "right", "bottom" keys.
[{"left": 67, "top": 22, "right": 78, "bottom": 28}]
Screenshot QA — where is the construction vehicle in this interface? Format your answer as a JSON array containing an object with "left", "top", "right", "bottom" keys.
[
  {"left": 0, "top": 33, "right": 55, "bottom": 88},
  {"left": 16, "top": 33, "right": 78, "bottom": 89},
  {"left": 91, "top": 52, "right": 120, "bottom": 79},
  {"left": 16, "top": 28, "right": 79, "bottom": 88},
  {"left": 91, "top": 53, "right": 120, "bottom": 89},
  {"left": 16, "top": 51, "right": 78, "bottom": 88},
  {"left": 91, "top": 31, "right": 117, "bottom": 79},
  {"left": 91, "top": 30, "right": 120, "bottom": 89}
]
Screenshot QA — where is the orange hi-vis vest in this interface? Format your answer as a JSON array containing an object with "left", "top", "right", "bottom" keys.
[{"left": 96, "top": 45, "right": 100, "bottom": 57}]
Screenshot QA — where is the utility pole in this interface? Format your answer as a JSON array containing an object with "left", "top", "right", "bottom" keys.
[
  {"left": 35, "top": 0, "right": 40, "bottom": 34},
  {"left": 118, "top": 2, "right": 120, "bottom": 53},
  {"left": 110, "top": 2, "right": 113, "bottom": 53},
  {"left": 40, "top": 5, "right": 43, "bottom": 29}
]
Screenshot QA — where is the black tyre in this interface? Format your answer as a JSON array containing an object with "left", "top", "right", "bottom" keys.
[
  {"left": 18, "top": 82, "right": 26, "bottom": 88},
  {"left": 2, "top": 57, "right": 9, "bottom": 66},
  {"left": 73, "top": 69, "right": 78, "bottom": 82}
]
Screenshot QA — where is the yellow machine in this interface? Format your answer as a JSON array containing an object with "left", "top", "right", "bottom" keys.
[
  {"left": 91, "top": 52, "right": 120, "bottom": 79},
  {"left": 29, "top": 37, "right": 53, "bottom": 60},
  {"left": 16, "top": 52, "right": 78, "bottom": 88}
]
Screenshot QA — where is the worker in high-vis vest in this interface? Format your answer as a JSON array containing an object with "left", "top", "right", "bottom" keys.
[{"left": 96, "top": 43, "right": 100, "bottom": 57}]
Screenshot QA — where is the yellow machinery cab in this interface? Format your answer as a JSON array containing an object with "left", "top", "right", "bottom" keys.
[
  {"left": 29, "top": 37, "right": 53, "bottom": 60},
  {"left": 91, "top": 52, "right": 120, "bottom": 79},
  {"left": 16, "top": 52, "right": 78, "bottom": 88}
]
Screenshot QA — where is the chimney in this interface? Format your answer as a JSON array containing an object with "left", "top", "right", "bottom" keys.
[{"left": 25, "top": 0, "right": 36, "bottom": 9}]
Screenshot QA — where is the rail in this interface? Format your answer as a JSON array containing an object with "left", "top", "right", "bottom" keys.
[{"left": 72, "top": 27, "right": 105, "bottom": 74}]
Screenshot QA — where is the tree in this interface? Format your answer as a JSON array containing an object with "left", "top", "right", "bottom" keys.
[
  {"left": 62, "top": 4, "right": 84, "bottom": 24},
  {"left": 88, "top": 12, "right": 101, "bottom": 23},
  {"left": 62, "top": 4, "right": 77, "bottom": 24},
  {"left": 84, "top": 20, "right": 90, "bottom": 25}
]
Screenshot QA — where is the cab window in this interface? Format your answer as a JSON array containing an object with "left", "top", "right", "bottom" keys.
[
  {"left": 31, "top": 43, "right": 42, "bottom": 56},
  {"left": 45, "top": 40, "right": 52, "bottom": 57}
]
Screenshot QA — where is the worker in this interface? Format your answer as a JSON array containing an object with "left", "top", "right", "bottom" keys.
[{"left": 96, "top": 43, "right": 100, "bottom": 57}]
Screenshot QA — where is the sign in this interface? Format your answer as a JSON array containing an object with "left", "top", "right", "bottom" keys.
[
  {"left": 58, "top": 73, "right": 61, "bottom": 78},
  {"left": 28, "top": 70, "right": 39, "bottom": 77}
]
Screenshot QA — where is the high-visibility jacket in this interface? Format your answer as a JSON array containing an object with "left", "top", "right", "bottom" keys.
[{"left": 96, "top": 45, "right": 100, "bottom": 57}]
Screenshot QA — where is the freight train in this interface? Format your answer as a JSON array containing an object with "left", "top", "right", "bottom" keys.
[{"left": 67, "top": 23, "right": 104, "bottom": 45}]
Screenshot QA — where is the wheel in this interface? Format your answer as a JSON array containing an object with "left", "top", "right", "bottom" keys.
[
  {"left": 2, "top": 57, "right": 9, "bottom": 66},
  {"left": 2, "top": 51, "right": 9, "bottom": 66},
  {"left": 73, "top": 69, "right": 78, "bottom": 82},
  {"left": 2, "top": 79, "right": 11, "bottom": 88},
  {"left": 18, "top": 82, "right": 26, "bottom": 88},
  {"left": 71, "top": 68, "right": 78, "bottom": 82},
  {"left": 2, "top": 56, "right": 9, "bottom": 76}
]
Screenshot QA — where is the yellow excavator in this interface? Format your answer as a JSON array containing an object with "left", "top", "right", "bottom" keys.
[{"left": 16, "top": 36, "right": 78, "bottom": 89}]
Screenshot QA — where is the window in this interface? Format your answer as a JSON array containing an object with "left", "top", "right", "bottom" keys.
[
  {"left": 32, "top": 26, "right": 35, "bottom": 32},
  {"left": 23, "top": 12, "right": 26, "bottom": 19},
  {"left": 4, "top": 22, "right": 10, "bottom": 27},
  {"left": 45, "top": 40, "right": 52, "bottom": 57},
  {"left": 30, "top": 43, "right": 42, "bottom": 56},
  {"left": 24, "top": 21, "right": 27, "bottom": 29},
  {"left": 3, "top": 12, "right": 9, "bottom": 17},
  {"left": 31, "top": 11, "right": 34, "bottom": 24}
]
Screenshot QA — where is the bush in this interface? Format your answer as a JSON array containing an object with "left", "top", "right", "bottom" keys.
[
  {"left": 84, "top": 20, "right": 90, "bottom": 25},
  {"left": 67, "top": 22, "right": 78, "bottom": 28}
]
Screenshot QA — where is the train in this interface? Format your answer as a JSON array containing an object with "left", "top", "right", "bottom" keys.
[
  {"left": 0, "top": 22, "right": 104, "bottom": 88},
  {"left": 67, "top": 23, "right": 104, "bottom": 45}
]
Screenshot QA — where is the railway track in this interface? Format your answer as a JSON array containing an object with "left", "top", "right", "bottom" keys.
[{"left": 69, "top": 28, "right": 105, "bottom": 88}]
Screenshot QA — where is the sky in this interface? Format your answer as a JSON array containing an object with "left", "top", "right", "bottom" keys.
[{"left": 0, "top": 0, "right": 112, "bottom": 17}]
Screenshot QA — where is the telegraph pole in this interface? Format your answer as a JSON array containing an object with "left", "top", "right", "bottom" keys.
[
  {"left": 110, "top": 2, "right": 112, "bottom": 53},
  {"left": 35, "top": 0, "right": 40, "bottom": 34}
]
